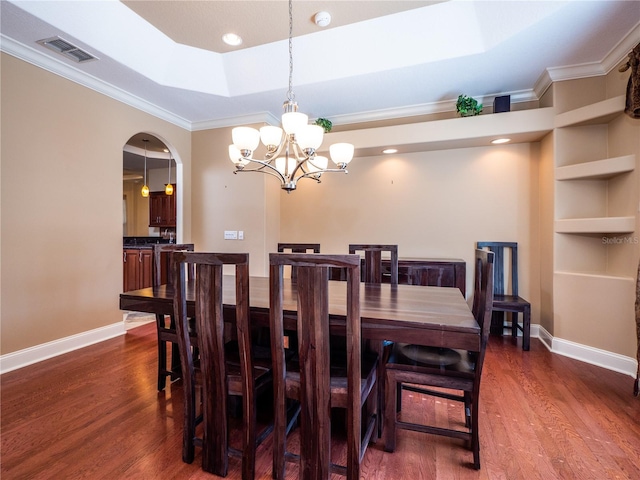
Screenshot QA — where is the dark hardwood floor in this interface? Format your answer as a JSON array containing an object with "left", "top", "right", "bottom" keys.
[{"left": 2, "top": 322, "right": 639, "bottom": 479}]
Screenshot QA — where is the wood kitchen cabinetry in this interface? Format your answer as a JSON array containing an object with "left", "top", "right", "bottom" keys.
[
  {"left": 123, "top": 248, "right": 153, "bottom": 292},
  {"left": 149, "top": 185, "right": 176, "bottom": 227}
]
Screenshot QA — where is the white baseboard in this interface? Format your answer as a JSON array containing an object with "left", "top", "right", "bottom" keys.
[
  {"left": 536, "top": 325, "right": 638, "bottom": 378},
  {"left": 0, "top": 322, "right": 125, "bottom": 375},
  {"left": 2, "top": 321, "right": 636, "bottom": 379}
]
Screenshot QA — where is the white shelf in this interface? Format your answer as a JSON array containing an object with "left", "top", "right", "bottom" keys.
[
  {"left": 555, "top": 95, "right": 625, "bottom": 128},
  {"left": 556, "top": 155, "right": 635, "bottom": 181},
  {"left": 555, "top": 270, "right": 635, "bottom": 282},
  {"left": 555, "top": 216, "right": 636, "bottom": 234}
]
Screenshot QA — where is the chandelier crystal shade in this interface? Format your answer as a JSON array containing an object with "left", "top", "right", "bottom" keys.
[{"left": 229, "top": 0, "right": 354, "bottom": 192}]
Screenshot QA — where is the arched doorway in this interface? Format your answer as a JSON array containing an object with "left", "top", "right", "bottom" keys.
[{"left": 122, "top": 133, "right": 177, "bottom": 241}]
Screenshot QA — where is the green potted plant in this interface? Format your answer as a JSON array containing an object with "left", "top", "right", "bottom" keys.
[
  {"left": 456, "top": 95, "right": 483, "bottom": 117},
  {"left": 314, "top": 117, "right": 333, "bottom": 133}
]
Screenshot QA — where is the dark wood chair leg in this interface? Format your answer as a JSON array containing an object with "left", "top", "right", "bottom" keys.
[
  {"left": 471, "top": 397, "right": 480, "bottom": 470},
  {"left": 490, "top": 311, "right": 504, "bottom": 335},
  {"left": 523, "top": 305, "right": 531, "bottom": 351},
  {"left": 182, "top": 385, "right": 196, "bottom": 464},
  {"left": 242, "top": 395, "right": 258, "bottom": 480},
  {"left": 384, "top": 370, "right": 398, "bottom": 453},
  {"left": 156, "top": 315, "right": 167, "bottom": 392}
]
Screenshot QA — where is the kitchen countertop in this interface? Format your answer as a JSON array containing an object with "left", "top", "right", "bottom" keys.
[{"left": 123, "top": 237, "right": 174, "bottom": 249}]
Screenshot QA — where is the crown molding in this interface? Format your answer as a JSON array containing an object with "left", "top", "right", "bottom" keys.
[
  {"left": 0, "top": 34, "right": 191, "bottom": 130},
  {"left": 602, "top": 21, "right": 640, "bottom": 74},
  {"left": 191, "top": 112, "right": 280, "bottom": 132},
  {"left": 540, "top": 21, "right": 640, "bottom": 86},
  {"left": 3, "top": 21, "right": 638, "bottom": 132}
]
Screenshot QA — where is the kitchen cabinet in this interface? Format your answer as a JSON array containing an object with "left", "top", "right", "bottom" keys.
[
  {"left": 123, "top": 248, "right": 153, "bottom": 291},
  {"left": 149, "top": 185, "right": 176, "bottom": 227}
]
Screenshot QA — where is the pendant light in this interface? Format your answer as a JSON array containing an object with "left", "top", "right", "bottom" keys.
[
  {"left": 165, "top": 155, "right": 173, "bottom": 195},
  {"left": 229, "top": 0, "right": 354, "bottom": 192},
  {"left": 141, "top": 139, "right": 149, "bottom": 198}
]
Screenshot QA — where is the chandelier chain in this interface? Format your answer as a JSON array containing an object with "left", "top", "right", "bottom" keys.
[{"left": 287, "top": 0, "right": 294, "bottom": 103}]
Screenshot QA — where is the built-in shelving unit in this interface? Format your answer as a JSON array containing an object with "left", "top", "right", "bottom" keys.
[
  {"left": 551, "top": 91, "right": 637, "bottom": 358},
  {"left": 554, "top": 95, "right": 636, "bottom": 279}
]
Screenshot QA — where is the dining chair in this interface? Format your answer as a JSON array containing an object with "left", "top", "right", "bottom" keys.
[
  {"left": 172, "top": 252, "right": 273, "bottom": 478},
  {"left": 152, "top": 243, "right": 195, "bottom": 391},
  {"left": 269, "top": 253, "right": 379, "bottom": 479},
  {"left": 348, "top": 244, "right": 399, "bottom": 285},
  {"left": 476, "top": 241, "right": 531, "bottom": 350},
  {"left": 348, "top": 244, "right": 398, "bottom": 437},
  {"left": 277, "top": 243, "right": 320, "bottom": 282},
  {"left": 383, "top": 249, "right": 494, "bottom": 469}
]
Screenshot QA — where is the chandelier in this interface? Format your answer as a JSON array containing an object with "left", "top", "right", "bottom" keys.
[{"left": 229, "top": 0, "right": 354, "bottom": 193}]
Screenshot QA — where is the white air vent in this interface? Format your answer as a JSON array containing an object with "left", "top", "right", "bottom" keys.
[{"left": 37, "top": 36, "right": 98, "bottom": 63}]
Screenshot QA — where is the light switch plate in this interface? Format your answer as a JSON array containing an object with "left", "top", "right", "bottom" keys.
[
  {"left": 224, "top": 230, "right": 238, "bottom": 240},
  {"left": 238, "top": 231, "right": 244, "bottom": 240}
]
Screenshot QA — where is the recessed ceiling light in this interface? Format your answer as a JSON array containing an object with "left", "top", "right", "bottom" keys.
[
  {"left": 491, "top": 138, "right": 511, "bottom": 144},
  {"left": 383, "top": 148, "right": 398, "bottom": 154},
  {"left": 222, "top": 33, "right": 243, "bottom": 46}
]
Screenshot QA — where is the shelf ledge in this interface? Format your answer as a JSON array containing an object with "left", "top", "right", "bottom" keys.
[
  {"left": 555, "top": 95, "right": 625, "bottom": 128},
  {"left": 555, "top": 216, "right": 636, "bottom": 234},
  {"left": 554, "top": 270, "right": 635, "bottom": 282},
  {"left": 556, "top": 154, "right": 635, "bottom": 180}
]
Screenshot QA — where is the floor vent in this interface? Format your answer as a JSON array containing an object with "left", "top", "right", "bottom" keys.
[{"left": 37, "top": 36, "right": 98, "bottom": 63}]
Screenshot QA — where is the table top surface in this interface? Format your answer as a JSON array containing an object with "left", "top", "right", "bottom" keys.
[{"left": 121, "top": 275, "right": 477, "bottom": 335}]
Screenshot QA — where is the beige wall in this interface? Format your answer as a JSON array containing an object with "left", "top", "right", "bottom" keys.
[
  {"left": 191, "top": 127, "right": 280, "bottom": 277},
  {"left": 0, "top": 53, "right": 191, "bottom": 355},
  {"left": 280, "top": 143, "right": 539, "bottom": 308},
  {"left": 2, "top": 49, "right": 638, "bottom": 366}
]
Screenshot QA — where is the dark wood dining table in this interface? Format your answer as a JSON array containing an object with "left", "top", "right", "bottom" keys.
[
  {"left": 120, "top": 275, "right": 479, "bottom": 351},
  {"left": 119, "top": 276, "right": 478, "bottom": 474}
]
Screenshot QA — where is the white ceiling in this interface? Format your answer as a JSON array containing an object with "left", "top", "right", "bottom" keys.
[{"left": 1, "top": 0, "right": 639, "bottom": 132}]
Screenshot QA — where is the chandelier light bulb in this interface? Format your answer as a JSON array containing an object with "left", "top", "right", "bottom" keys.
[
  {"left": 232, "top": 126, "right": 260, "bottom": 152},
  {"left": 307, "top": 155, "right": 328, "bottom": 173},
  {"left": 275, "top": 157, "right": 297, "bottom": 176},
  {"left": 297, "top": 124, "right": 324, "bottom": 151},
  {"left": 330, "top": 143, "right": 355, "bottom": 167},
  {"left": 282, "top": 112, "right": 308, "bottom": 136},
  {"left": 260, "top": 126, "right": 284, "bottom": 149},
  {"left": 141, "top": 184, "right": 149, "bottom": 197},
  {"left": 229, "top": 145, "right": 250, "bottom": 167}
]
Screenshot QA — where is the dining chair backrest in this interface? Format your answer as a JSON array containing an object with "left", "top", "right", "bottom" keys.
[
  {"left": 382, "top": 248, "right": 494, "bottom": 469},
  {"left": 277, "top": 243, "right": 321, "bottom": 253},
  {"left": 153, "top": 243, "right": 194, "bottom": 287},
  {"left": 348, "top": 244, "right": 399, "bottom": 285},
  {"left": 476, "top": 242, "right": 517, "bottom": 296},
  {"left": 171, "top": 252, "right": 258, "bottom": 476},
  {"left": 472, "top": 249, "right": 494, "bottom": 372},
  {"left": 151, "top": 243, "right": 195, "bottom": 391},
  {"left": 269, "top": 252, "right": 367, "bottom": 479},
  {"left": 277, "top": 243, "right": 321, "bottom": 282}
]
